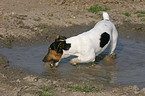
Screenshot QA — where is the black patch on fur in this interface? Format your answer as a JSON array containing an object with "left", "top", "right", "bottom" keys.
[
  {"left": 50, "top": 41, "right": 71, "bottom": 54},
  {"left": 55, "top": 35, "right": 67, "bottom": 41},
  {"left": 100, "top": 32, "right": 110, "bottom": 48}
]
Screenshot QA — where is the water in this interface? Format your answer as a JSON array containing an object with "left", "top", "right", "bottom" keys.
[
  {"left": 115, "top": 39, "right": 145, "bottom": 89},
  {"left": 0, "top": 38, "right": 145, "bottom": 89}
]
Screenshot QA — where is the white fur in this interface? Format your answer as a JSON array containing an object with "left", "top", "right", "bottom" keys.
[
  {"left": 62, "top": 12, "right": 118, "bottom": 64},
  {"left": 103, "top": 11, "right": 109, "bottom": 20}
]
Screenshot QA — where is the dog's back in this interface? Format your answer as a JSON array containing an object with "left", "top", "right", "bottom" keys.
[{"left": 64, "top": 12, "right": 118, "bottom": 58}]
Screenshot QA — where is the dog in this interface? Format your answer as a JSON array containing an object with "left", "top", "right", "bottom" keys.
[{"left": 43, "top": 12, "right": 118, "bottom": 68}]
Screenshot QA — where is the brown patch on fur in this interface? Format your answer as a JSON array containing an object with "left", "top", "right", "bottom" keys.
[
  {"left": 43, "top": 48, "right": 62, "bottom": 62},
  {"left": 56, "top": 35, "right": 60, "bottom": 39}
]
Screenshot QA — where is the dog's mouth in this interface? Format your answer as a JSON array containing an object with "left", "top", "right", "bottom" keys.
[{"left": 44, "top": 59, "right": 59, "bottom": 68}]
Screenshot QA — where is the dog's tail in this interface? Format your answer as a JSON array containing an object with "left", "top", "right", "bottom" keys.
[{"left": 103, "top": 11, "right": 109, "bottom": 20}]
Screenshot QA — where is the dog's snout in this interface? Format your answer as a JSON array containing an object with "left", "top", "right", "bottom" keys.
[
  {"left": 42, "top": 58, "right": 48, "bottom": 62},
  {"left": 42, "top": 54, "right": 49, "bottom": 62}
]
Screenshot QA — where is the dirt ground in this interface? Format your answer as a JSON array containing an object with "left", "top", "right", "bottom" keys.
[{"left": 0, "top": 0, "right": 145, "bottom": 96}]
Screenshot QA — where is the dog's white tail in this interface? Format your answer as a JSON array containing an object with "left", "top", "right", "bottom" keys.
[{"left": 103, "top": 11, "right": 109, "bottom": 20}]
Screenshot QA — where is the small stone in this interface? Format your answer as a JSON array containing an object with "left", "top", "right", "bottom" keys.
[
  {"left": 134, "top": 91, "right": 139, "bottom": 94},
  {"left": 33, "top": 27, "right": 38, "bottom": 31},
  {"left": 16, "top": 79, "right": 21, "bottom": 83},
  {"left": 11, "top": 12, "right": 15, "bottom": 15},
  {"left": 53, "top": 81, "right": 57, "bottom": 85},
  {"left": 70, "top": 15, "right": 76, "bottom": 19}
]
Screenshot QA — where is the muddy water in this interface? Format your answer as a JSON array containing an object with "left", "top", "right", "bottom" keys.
[{"left": 0, "top": 38, "right": 145, "bottom": 89}]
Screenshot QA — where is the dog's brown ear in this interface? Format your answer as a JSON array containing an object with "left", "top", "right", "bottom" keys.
[
  {"left": 56, "top": 35, "right": 60, "bottom": 40},
  {"left": 55, "top": 35, "right": 67, "bottom": 41}
]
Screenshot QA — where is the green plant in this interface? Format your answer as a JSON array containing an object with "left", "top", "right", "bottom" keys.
[
  {"left": 42, "top": 87, "right": 49, "bottom": 92},
  {"left": 87, "top": 4, "right": 110, "bottom": 13},
  {"left": 48, "top": 18, "right": 53, "bottom": 20},
  {"left": 36, "top": 24, "right": 49, "bottom": 29},
  {"left": 0, "top": 34, "right": 4, "bottom": 38},
  {"left": 98, "top": 14, "right": 103, "bottom": 19},
  {"left": 40, "top": 93, "right": 55, "bottom": 96},
  {"left": 31, "top": 90, "right": 40, "bottom": 94},
  {"left": 56, "top": 17, "right": 60, "bottom": 20},
  {"left": 124, "top": 12, "right": 131, "bottom": 17},
  {"left": 135, "top": 11, "right": 145, "bottom": 14},
  {"left": 39, "top": 86, "right": 56, "bottom": 96},
  {"left": 137, "top": 14, "right": 145, "bottom": 18},
  {"left": 141, "top": 18, "right": 145, "bottom": 22}
]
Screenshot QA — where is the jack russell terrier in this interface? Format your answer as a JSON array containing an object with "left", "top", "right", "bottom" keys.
[{"left": 43, "top": 12, "right": 118, "bottom": 68}]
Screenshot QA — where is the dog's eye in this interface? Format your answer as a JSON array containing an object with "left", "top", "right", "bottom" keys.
[{"left": 58, "top": 43, "right": 63, "bottom": 47}]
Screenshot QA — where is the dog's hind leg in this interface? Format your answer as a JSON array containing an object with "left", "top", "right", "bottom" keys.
[{"left": 109, "top": 24, "right": 118, "bottom": 54}]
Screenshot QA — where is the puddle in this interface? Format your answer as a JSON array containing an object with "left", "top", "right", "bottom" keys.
[{"left": 0, "top": 38, "right": 145, "bottom": 89}]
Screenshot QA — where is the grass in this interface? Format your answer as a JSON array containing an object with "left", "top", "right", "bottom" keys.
[
  {"left": 36, "top": 24, "right": 49, "bottom": 29},
  {"left": 0, "top": 34, "right": 4, "bottom": 38},
  {"left": 31, "top": 82, "right": 100, "bottom": 96},
  {"left": 30, "top": 85, "right": 56, "bottom": 96},
  {"left": 68, "top": 83, "right": 99, "bottom": 93},
  {"left": 135, "top": 10, "right": 145, "bottom": 22},
  {"left": 87, "top": 4, "right": 110, "bottom": 13},
  {"left": 48, "top": 18, "right": 53, "bottom": 20},
  {"left": 135, "top": 11, "right": 145, "bottom": 14},
  {"left": 141, "top": 18, "right": 145, "bottom": 22},
  {"left": 124, "top": 12, "right": 131, "bottom": 17},
  {"left": 123, "top": 20, "right": 131, "bottom": 23},
  {"left": 31, "top": 87, "right": 56, "bottom": 96},
  {"left": 40, "top": 94, "right": 55, "bottom": 96},
  {"left": 41, "top": 86, "right": 49, "bottom": 92},
  {"left": 137, "top": 14, "right": 145, "bottom": 18},
  {"left": 98, "top": 14, "right": 103, "bottom": 19}
]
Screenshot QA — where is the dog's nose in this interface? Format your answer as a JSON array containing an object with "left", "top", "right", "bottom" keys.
[
  {"left": 42, "top": 56, "right": 48, "bottom": 62},
  {"left": 42, "top": 58, "right": 46, "bottom": 62}
]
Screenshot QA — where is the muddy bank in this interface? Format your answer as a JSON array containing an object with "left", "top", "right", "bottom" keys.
[
  {"left": 0, "top": 0, "right": 145, "bottom": 46},
  {"left": 1, "top": 54, "right": 145, "bottom": 96},
  {"left": 0, "top": 22, "right": 144, "bottom": 48}
]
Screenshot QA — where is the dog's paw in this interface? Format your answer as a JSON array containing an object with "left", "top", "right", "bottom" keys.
[
  {"left": 109, "top": 53, "right": 117, "bottom": 59},
  {"left": 69, "top": 58, "right": 80, "bottom": 65}
]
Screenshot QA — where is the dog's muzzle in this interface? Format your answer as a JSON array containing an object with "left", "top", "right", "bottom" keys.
[{"left": 43, "top": 58, "right": 59, "bottom": 68}]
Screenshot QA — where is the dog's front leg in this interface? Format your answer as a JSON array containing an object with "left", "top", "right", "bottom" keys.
[
  {"left": 108, "top": 53, "right": 117, "bottom": 59},
  {"left": 69, "top": 58, "right": 81, "bottom": 65},
  {"left": 69, "top": 55, "right": 95, "bottom": 65}
]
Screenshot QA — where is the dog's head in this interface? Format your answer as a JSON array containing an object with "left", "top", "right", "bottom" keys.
[{"left": 42, "top": 35, "right": 71, "bottom": 68}]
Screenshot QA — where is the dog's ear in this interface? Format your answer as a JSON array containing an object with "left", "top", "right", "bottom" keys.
[
  {"left": 64, "top": 43, "right": 71, "bottom": 50},
  {"left": 55, "top": 35, "right": 67, "bottom": 41},
  {"left": 56, "top": 35, "right": 60, "bottom": 40}
]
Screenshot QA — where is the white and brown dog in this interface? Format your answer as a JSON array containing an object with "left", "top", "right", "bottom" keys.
[{"left": 43, "top": 12, "right": 118, "bottom": 68}]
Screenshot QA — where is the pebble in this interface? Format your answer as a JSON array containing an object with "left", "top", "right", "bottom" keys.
[{"left": 16, "top": 79, "right": 21, "bottom": 83}]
